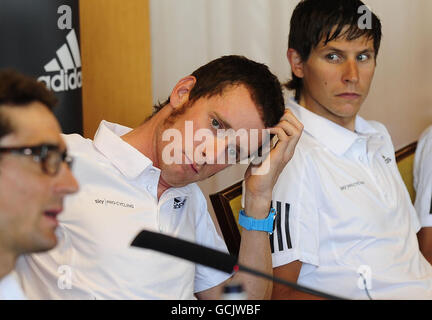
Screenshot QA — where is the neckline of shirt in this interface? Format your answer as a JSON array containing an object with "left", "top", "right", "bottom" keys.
[
  {"left": 287, "top": 98, "right": 383, "bottom": 156},
  {"left": 92, "top": 120, "right": 192, "bottom": 197},
  {"left": 93, "top": 120, "right": 153, "bottom": 179}
]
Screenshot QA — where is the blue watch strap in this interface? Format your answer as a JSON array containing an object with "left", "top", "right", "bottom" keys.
[{"left": 238, "top": 208, "right": 276, "bottom": 233}]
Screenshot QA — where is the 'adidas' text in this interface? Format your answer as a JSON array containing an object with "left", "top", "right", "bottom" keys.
[{"left": 38, "top": 69, "right": 82, "bottom": 92}]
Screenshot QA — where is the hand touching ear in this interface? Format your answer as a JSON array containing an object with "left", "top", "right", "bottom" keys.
[{"left": 244, "top": 109, "right": 303, "bottom": 217}]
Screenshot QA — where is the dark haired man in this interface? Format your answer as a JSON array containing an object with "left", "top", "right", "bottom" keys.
[
  {"left": 270, "top": 0, "right": 432, "bottom": 299},
  {"left": 16, "top": 55, "right": 303, "bottom": 299},
  {"left": 0, "top": 70, "right": 78, "bottom": 299}
]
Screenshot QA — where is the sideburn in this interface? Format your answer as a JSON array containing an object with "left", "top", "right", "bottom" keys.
[{"left": 162, "top": 101, "right": 192, "bottom": 127}]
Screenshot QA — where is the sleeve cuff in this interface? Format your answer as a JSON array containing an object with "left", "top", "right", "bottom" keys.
[{"left": 272, "top": 250, "right": 319, "bottom": 269}]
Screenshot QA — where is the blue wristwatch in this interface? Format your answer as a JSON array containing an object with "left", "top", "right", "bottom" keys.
[{"left": 238, "top": 208, "right": 277, "bottom": 234}]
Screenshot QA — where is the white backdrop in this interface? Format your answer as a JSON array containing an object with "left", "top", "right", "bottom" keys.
[
  {"left": 150, "top": 0, "right": 432, "bottom": 217},
  {"left": 150, "top": 0, "right": 295, "bottom": 102}
]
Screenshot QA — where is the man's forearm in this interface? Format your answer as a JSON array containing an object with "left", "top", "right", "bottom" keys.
[
  {"left": 418, "top": 227, "right": 432, "bottom": 265},
  {"left": 232, "top": 199, "right": 273, "bottom": 299}
]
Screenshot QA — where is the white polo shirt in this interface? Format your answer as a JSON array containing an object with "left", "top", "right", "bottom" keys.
[
  {"left": 0, "top": 272, "right": 27, "bottom": 300},
  {"left": 16, "top": 121, "right": 230, "bottom": 300},
  {"left": 414, "top": 126, "right": 432, "bottom": 226},
  {"left": 271, "top": 99, "right": 432, "bottom": 300}
]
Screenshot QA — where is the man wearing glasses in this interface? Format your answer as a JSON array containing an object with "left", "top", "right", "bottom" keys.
[{"left": 0, "top": 70, "right": 79, "bottom": 299}]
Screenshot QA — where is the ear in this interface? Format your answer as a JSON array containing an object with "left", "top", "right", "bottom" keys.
[
  {"left": 287, "top": 48, "right": 305, "bottom": 78},
  {"left": 169, "top": 76, "right": 196, "bottom": 109}
]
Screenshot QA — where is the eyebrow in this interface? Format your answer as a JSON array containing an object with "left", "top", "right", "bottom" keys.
[
  {"left": 213, "top": 111, "right": 233, "bottom": 130},
  {"left": 322, "top": 46, "right": 375, "bottom": 55}
]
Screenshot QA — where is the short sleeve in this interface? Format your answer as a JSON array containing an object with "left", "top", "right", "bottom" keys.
[
  {"left": 414, "top": 127, "right": 432, "bottom": 227},
  {"left": 192, "top": 190, "right": 231, "bottom": 293},
  {"left": 270, "top": 147, "right": 320, "bottom": 268},
  {"left": 372, "top": 121, "right": 422, "bottom": 231}
]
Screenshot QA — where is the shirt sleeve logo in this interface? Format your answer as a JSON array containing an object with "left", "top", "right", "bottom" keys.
[
  {"left": 270, "top": 201, "right": 292, "bottom": 253},
  {"left": 381, "top": 154, "right": 392, "bottom": 164}
]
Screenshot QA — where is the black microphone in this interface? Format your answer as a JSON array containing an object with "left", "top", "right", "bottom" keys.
[{"left": 131, "top": 230, "right": 345, "bottom": 300}]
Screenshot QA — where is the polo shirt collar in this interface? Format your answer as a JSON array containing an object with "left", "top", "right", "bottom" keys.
[
  {"left": 287, "top": 98, "right": 380, "bottom": 156},
  {"left": 93, "top": 120, "right": 153, "bottom": 179},
  {"left": 92, "top": 121, "right": 193, "bottom": 197}
]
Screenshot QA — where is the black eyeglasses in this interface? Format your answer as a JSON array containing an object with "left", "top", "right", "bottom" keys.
[{"left": 0, "top": 143, "right": 73, "bottom": 176}]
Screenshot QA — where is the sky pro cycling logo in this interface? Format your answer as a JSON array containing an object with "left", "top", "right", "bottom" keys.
[{"left": 38, "top": 29, "right": 82, "bottom": 92}]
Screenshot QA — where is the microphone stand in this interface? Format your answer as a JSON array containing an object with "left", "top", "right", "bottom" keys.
[{"left": 131, "top": 230, "right": 345, "bottom": 300}]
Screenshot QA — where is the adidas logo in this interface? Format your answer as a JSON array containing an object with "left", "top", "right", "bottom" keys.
[
  {"left": 37, "top": 29, "right": 82, "bottom": 92},
  {"left": 382, "top": 154, "right": 392, "bottom": 164}
]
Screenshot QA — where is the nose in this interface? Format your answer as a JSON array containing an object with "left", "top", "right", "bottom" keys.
[
  {"left": 342, "top": 59, "right": 359, "bottom": 84},
  {"left": 54, "top": 162, "right": 79, "bottom": 195},
  {"left": 195, "top": 135, "right": 231, "bottom": 166},
  {"left": 195, "top": 138, "right": 221, "bottom": 166}
]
